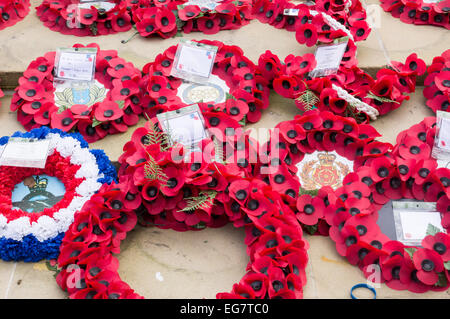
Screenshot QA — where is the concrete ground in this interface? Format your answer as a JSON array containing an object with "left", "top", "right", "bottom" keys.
[{"left": 0, "top": 0, "right": 448, "bottom": 299}]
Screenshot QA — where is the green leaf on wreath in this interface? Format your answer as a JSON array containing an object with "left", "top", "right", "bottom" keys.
[
  {"left": 225, "top": 92, "right": 236, "bottom": 101},
  {"left": 365, "top": 91, "right": 400, "bottom": 104},
  {"left": 179, "top": 190, "right": 218, "bottom": 213},
  {"left": 192, "top": 222, "right": 207, "bottom": 230},
  {"left": 404, "top": 247, "right": 417, "bottom": 260},
  {"left": 91, "top": 117, "right": 103, "bottom": 128},
  {"left": 298, "top": 187, "right": 319, "bottom": 197},
  {"left": 238, "top": 116, "right": 247, "bottom": 126},
  {"left": 435, "top": 272, "right": 448, "bottom": 288},
  {"left": 89, "top": 22, "right": 98, "bottom": 36},
  {"left": 426, "top": 223, "right": 442, "bottom": 237},
  {"left": 444, "top": 261, "right": 450, "bottom": 271},
  {"left": 303, "top": 224, "right": 318, "bottom": 235},
  {"left": 295, "top": 90, "right": 319, "bottom": 111},
  {"left": 116, "top": 100, "right": 125, "bottom": 109}
]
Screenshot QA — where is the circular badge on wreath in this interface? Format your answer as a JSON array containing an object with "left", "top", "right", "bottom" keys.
[
  {"left": 10, "top": 43, "right": 144, "bottom": 143},
  {"left": 0, "top": 127, "right": 116, "bottom": 262},
  {"left": 327, "top": 117, "right": 450, "bottom": 293},
  {"left": 254, "top": 109, "right": 392, "bottom": 235},
  {"left": 140, "top": 39, "right": 270, "bottom": 126}
]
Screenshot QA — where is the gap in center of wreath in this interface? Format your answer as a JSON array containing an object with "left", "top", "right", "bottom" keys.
[
  {"left": 377, "top": 199, "right": 445, "bottom": 248},
  {"left": 116, "top": 223, "right": 248, "bottom": 298},
  {"left": 11, "top": 174, "right": 66, "bottom": 213},
  {"left": 296, "top": 151, "right": 354, "bottom": 192}
]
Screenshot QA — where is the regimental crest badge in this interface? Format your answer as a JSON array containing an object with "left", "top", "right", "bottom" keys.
[
  {"left": 298, "top": 151, "right": 351, "bottom": 191},
  {"left": 54, "top": 80, "right": 107, "bottom": 111}
]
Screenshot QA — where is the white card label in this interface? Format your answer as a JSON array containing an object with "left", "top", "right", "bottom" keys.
[
  {"left": 392, "top": 201, "right": 445, "bottom": 246},
  {"left": 310, "top": 40, "right": 348, "bottom": 78},
  {"left": 78, "top": 1, "right": 116, "bottom": 11},
  {"left": 0, "top": 138, "right": 51, "bottom": 169},
  {"left": 55, "top": 48, "right": 97, "bottom": 82},
  {"left": 437, "top": 117, "right": 450, "bottom": 151},
  {"left": 432, "top": 110, "right": 450, "bottom": 161},
  {"left": 171, "top": 41, "right": 218, "bottom": 83},
  {"left": 183, "top": 0, "right": 219, "bottom": 10},
  {"left": 157, "top": 104, "right": 209, "bottom": 153},
  {"left": 283, "top": 8, "right": 300, "bottom": 16}
]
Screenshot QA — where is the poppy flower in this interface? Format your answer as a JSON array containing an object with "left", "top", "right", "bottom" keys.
[
  {"left": 273, "top": 76, "right": 298, "bottom": 99},
  {"left": 295, "top": 23, "right": 318, "bottom": 47},
  {"left": 178, "top": 5, "right": 201, "bottom": 21},
  {"left": 435, "top": 71, "right": 450, "bottom": 93},
  {"left": 240, "top": 272, "right": 268, "bottom": 298},
  {"left": 94, "top": 101, "right": 124, "bottom": 122},
  {"left": 155, "top": 8, "right": 176, "bottom": 33},
  {"left": 136, "top": 18, "right": 158, "bottom": 37},
  {"left": 111, "top": 12, "right": 132, "bottom": 33},
  {"left": 404, "top": 53, "right": 427, "bottom": 75},
  {"left": 197, "top": 17, "right": 221, "bottom": 35},
  {"left": 426, "top": 94, "right": 450, "bottom": 112},
  {"left": 412, "top": 248, "right": 444, "bottom": 285},
  {"left": 398, "top": 135, "right": 431, "bottom": 160},
  {"left": 51, "top": 109, "right": 78, "bottom": 131},
  {"left": 77, "top": 8, "right": 98, "bottom": 25},
  {"left": 422, "top": 233, "right": 450, "bottom": 261},
  {"left": 296, "top": 194, "right": 325, "bottom": 226},
  {"left": 17, "top": 82, "right": 46, "bottom": 102}
]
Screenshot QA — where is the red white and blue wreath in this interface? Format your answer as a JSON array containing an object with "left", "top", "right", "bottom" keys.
[
  {"left": 0, "top": 0, "right": 30, "bottom": 31},
  {"left": 0, "top": 127, "right": 116, "bottom": 262}
]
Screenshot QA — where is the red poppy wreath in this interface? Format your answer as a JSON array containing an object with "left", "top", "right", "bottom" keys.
[
  {"left": 253, "top": 0, "right": 371, "bottom": 43},
  {"left": 252, "top": 109, "right": 392, "bottom": 236},
  {"left": 258, "top": 51, "right": 426, "bottom": 121},
  {"left": 53, "top": 117, "right": 310, "bottom": 299},
  {"left": 380, "top": 0, "right": 450, "bottom": 29},
  {"left": 326, "top": 117, "right": 450, "bottom": 293},
  {"left": 424, "top": 49, "right": 450, "bottom": 113},
  {"left": 130, "top": 0, "right": 253, "bottom": 39},
  {"left": 10, "top": 43, "right": 144, "bottom": 143},
  {"left": 36, "top": 0, "right": 133, "bottom": 36},
  {"left": 140, "top": 39, "right": 270, "bottom": 125},
  {"left": 0, "top": 0, "right": 30, "bottom": 30}
]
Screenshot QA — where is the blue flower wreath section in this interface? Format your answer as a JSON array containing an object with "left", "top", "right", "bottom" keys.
[{"left": 0, "top": 127, "right": 117, "bottom": 262}]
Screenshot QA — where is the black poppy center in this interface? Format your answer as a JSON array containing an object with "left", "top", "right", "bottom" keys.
[
  {"left": 421, "top": 259, "right": 435, "bottom": 272},
  {"left": 62, "top": 117, "right": 73, "bottom": 126},
  {"left": 433, "top": 242, "right": 447, "bottom": 255},
  {"left": 304, "top": 29, "right": 312, "bottom": 39},
  {"left": 304, "top": 204, "right": 315, "bottom": 215},
  {"left": 377, "top": 167, "right": 389, "bottom": 178}
]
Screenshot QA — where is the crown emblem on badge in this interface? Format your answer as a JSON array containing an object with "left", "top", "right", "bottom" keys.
[
  {"left": 317, "top": 153, "right": 336, "bottom": 166},
  {"left": 299, "top": 152, "right": 350, "bottom": 191},
  {"left": 27, "top": 176, "right": 48, "bottom": 193}
]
